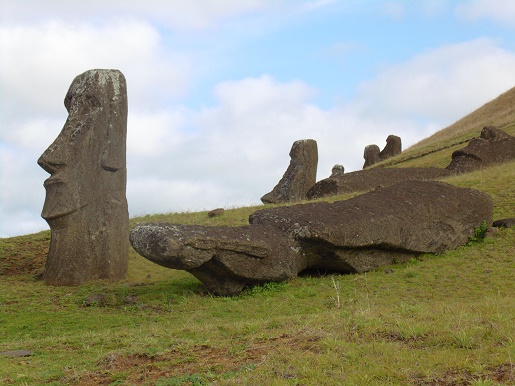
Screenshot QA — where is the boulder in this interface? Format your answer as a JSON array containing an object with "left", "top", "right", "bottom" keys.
[
  {"left": 493, "top": 218, "right": 515, "bottom": 228},
  {"left": 261, "top": 139, "right": 318, "bottom": 204},
  {"left": 446, "top": 126, "right": 515, "bottom": 173},
  {"left": 131, "top": 181, "right": 492, "bottom": 295},
  {"left": 208, "top": 208, "right": 225, "bottom": 218}
]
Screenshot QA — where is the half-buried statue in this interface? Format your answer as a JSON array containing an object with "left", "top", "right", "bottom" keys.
[{"left": 38, "top": 69, "right": 129, "bottom": 286}]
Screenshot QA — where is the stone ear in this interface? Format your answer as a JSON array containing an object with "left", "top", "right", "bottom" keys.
[{"left": 101, "top": 141, "right": 121, "bottom": 172}]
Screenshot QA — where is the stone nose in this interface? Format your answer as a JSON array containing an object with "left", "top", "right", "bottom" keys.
[{"left": 38, "top": 142, "right": 66, "bottom": 175}]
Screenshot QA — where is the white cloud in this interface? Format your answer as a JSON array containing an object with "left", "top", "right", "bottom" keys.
[
  {"left": 355, "top": 38, "right": 515, "bottom": 126},
  {"left": 0, "top": 20, "right": 190, "bottom": 121},
  {"left": 456, "top": 0, "right": 515, "bottom": 25},
  {"left": 381, "top": 1, "right": 406, "bottom": 20},
  {"left": 0, "top": 0, "right": 277, "bottom": 30}
]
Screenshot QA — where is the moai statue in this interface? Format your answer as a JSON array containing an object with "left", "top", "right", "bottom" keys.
[
  {"left": 330, "top": 164, "right": 345, "bottom": 177},
  {"left": 379, "top": 135, "right": 402, "bottom": 160},
  {"left": 261, "top": 139, "right": 318, "bottom": 204},
  {"left": 363, "top": 144, "right": 380, "bottom": 169},
  {"left": 38, "top": 69, "right": 129, "bottom": 286}
]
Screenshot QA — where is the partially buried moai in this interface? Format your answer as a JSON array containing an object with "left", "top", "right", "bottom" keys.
[{"left": 38, "top": 69, "right": 129, "bottom": 286}]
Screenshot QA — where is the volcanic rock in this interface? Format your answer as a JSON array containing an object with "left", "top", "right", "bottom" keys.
[
  {"left": 261, "top": 139, "right": 318, "bottom": 204},
  {"left": 37, "top": 69, "right": 129, "bottom": 286},
  {"left": 131, "top": 180, "right": 492, "bottom": 295},
  {"left": 307, "top": 167, "right": 452, "bottom": 199}
]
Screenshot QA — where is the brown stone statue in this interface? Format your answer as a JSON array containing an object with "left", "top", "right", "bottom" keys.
[
  {"left": 38, "top": 69, "right": 129, "bottom": 286},
  {"left": 261, "top": 139, "right": 318, "bottom": 204},
  {"left": 131, "top": 180, "right": 493, "bottom": 295}
]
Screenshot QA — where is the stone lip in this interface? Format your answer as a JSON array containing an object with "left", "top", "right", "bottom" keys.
[{"left": 131, "top": 180, "right": 493, "bottom": 295}]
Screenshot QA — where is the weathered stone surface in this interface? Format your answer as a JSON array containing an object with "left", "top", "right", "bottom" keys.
[
  {"left": 363, "top": 144, "right": 380, "bottom": 169},
  {"left": 38, "top": 69, "right": 129, "bottom": 286},
  {"left": 130, "top": 223, "right": 306, "bottom": 295},
  {"left": 261, "top": 139, "right": 318, "bottom": 204},
  {"left": 307, "top": 167, "right": 452, "bottom": 199},
  {"left": 493, "top": 218, "right": 515, "bottom": 228},
  {"left": 379, "top": 135, "right": 402, "bottom": 160},
  {"left": 208, "top": 208, "right": 225, "bottom": 218},
  {"left": 363, "top": 135, "right": 402, "bottom": 168},
  {"left": 252, "top": 180, "right": 493, "bottom": 273},
  {"left": 131, "top": 181, "right": 492, "bottom": 295},
  {"left": 446, "top": 126, "right": 515, "bottom": 173},
  {"left": 330, "top": 164, "right": 345, "bottom": 177}
]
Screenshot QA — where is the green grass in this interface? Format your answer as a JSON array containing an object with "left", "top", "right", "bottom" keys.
[{"left": 1, "top": 114, "right": 515, "bottom": 384}]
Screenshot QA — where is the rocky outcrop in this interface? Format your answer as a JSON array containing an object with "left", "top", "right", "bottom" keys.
[
  {"left": 446, "top": 126, "right": 515, "bottom": 173},
  {"left": 307, "top": 167, "right": 452, "bottom": 199},
  {"left": 363, "top": 135, "right": 402, "bottom": 168},
  {"left": 131, "top": 181, "right": 492, "bottom": 295},
  {"left": 261, "top": 139, "right": 318, "bottom": 204}
]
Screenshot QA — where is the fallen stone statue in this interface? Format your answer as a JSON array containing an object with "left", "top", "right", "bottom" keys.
[{"left": 130, "top": 180, "right": 493, "bottom": 295}]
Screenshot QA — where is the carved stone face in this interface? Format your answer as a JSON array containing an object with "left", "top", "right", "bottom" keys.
[{"left": 38, "top": 70, "right": 127, "bottom": 222}]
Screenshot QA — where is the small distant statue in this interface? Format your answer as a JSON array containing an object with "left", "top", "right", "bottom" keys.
[
  {"left": 363, "top": 135, "right": 402, "bottom": 168},
  {"left": 38, "top": 69, "right": 129, "bottom": 286},
  {"left": 330, "top": 164, "right": 345, "bottom": 177}
]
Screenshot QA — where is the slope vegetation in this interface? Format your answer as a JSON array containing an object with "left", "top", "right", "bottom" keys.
[{"left": 1, "top": 88, "right": 514, "bottom": 385}]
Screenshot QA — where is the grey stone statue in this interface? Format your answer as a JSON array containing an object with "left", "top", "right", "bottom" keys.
[{"left": 38, "top": 69, "right": 129, "bottom": 286}]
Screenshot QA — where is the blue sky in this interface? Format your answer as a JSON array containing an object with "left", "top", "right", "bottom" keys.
[{"left": 1, "top": 0, "right": 515, "bottom": 237}]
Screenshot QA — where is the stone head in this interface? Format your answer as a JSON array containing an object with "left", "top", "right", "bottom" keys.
[{"left": 38, "top": 69, "right": 127, "bottom": 223}]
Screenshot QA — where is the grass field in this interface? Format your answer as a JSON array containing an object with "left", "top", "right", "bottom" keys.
[{"left": 1, "top": 91, "right": 514, "bottom": 385}]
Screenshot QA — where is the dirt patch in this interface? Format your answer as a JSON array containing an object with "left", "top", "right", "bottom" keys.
[
  {"left": 63, "top": 332, "right": 323, "bottom": 385},
  {"left": 0, "top": 232, "right": 49, "bottom": 277},
  {"left": 412, "top": 363, "right": 515, "bottom": 385}
]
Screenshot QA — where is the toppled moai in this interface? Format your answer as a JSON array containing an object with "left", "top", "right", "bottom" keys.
[
  {"left": 446, "top": 126, "right": 515, "bottom": 173},
  {"left": 38, "top": 69, "right": 129, "bottom": 286},
  {"left": 131, "top": 180, "right": 492, "bottom": 295},
  {"left": 261, "top": 139, "right": 318, "bottom": 204}
]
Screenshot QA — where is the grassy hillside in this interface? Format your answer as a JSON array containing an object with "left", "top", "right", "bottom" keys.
[
  {"left": 1, "top": 90, "right": 514, "bottom": 385},
  {"left": 374, "top": 86, "right": 515, "bottom": 169}
]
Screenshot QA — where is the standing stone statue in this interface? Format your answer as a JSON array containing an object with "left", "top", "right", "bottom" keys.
[
  {"left": 38, "top": 69, "right": 129, "bottom": 286},
  {"left": 363, "top": 135, "right": 402, "bottom": 169},
  {"left": 261, "top": 139, "right": 318, "bottom": 204},
  {"left": 363, "top": 144, "right": 380, "bottom": 168},
  {"left": 330, "top": 164, "right": 345, "bottom": 177}
]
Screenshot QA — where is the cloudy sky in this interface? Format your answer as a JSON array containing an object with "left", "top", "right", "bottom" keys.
[{"left": 1, "top": 0, "right": 515, "bottom": 237}]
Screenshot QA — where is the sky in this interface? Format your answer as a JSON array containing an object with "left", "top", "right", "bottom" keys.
[{"left": 1, "top": 0, "right": 515, "bottom": 238}]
